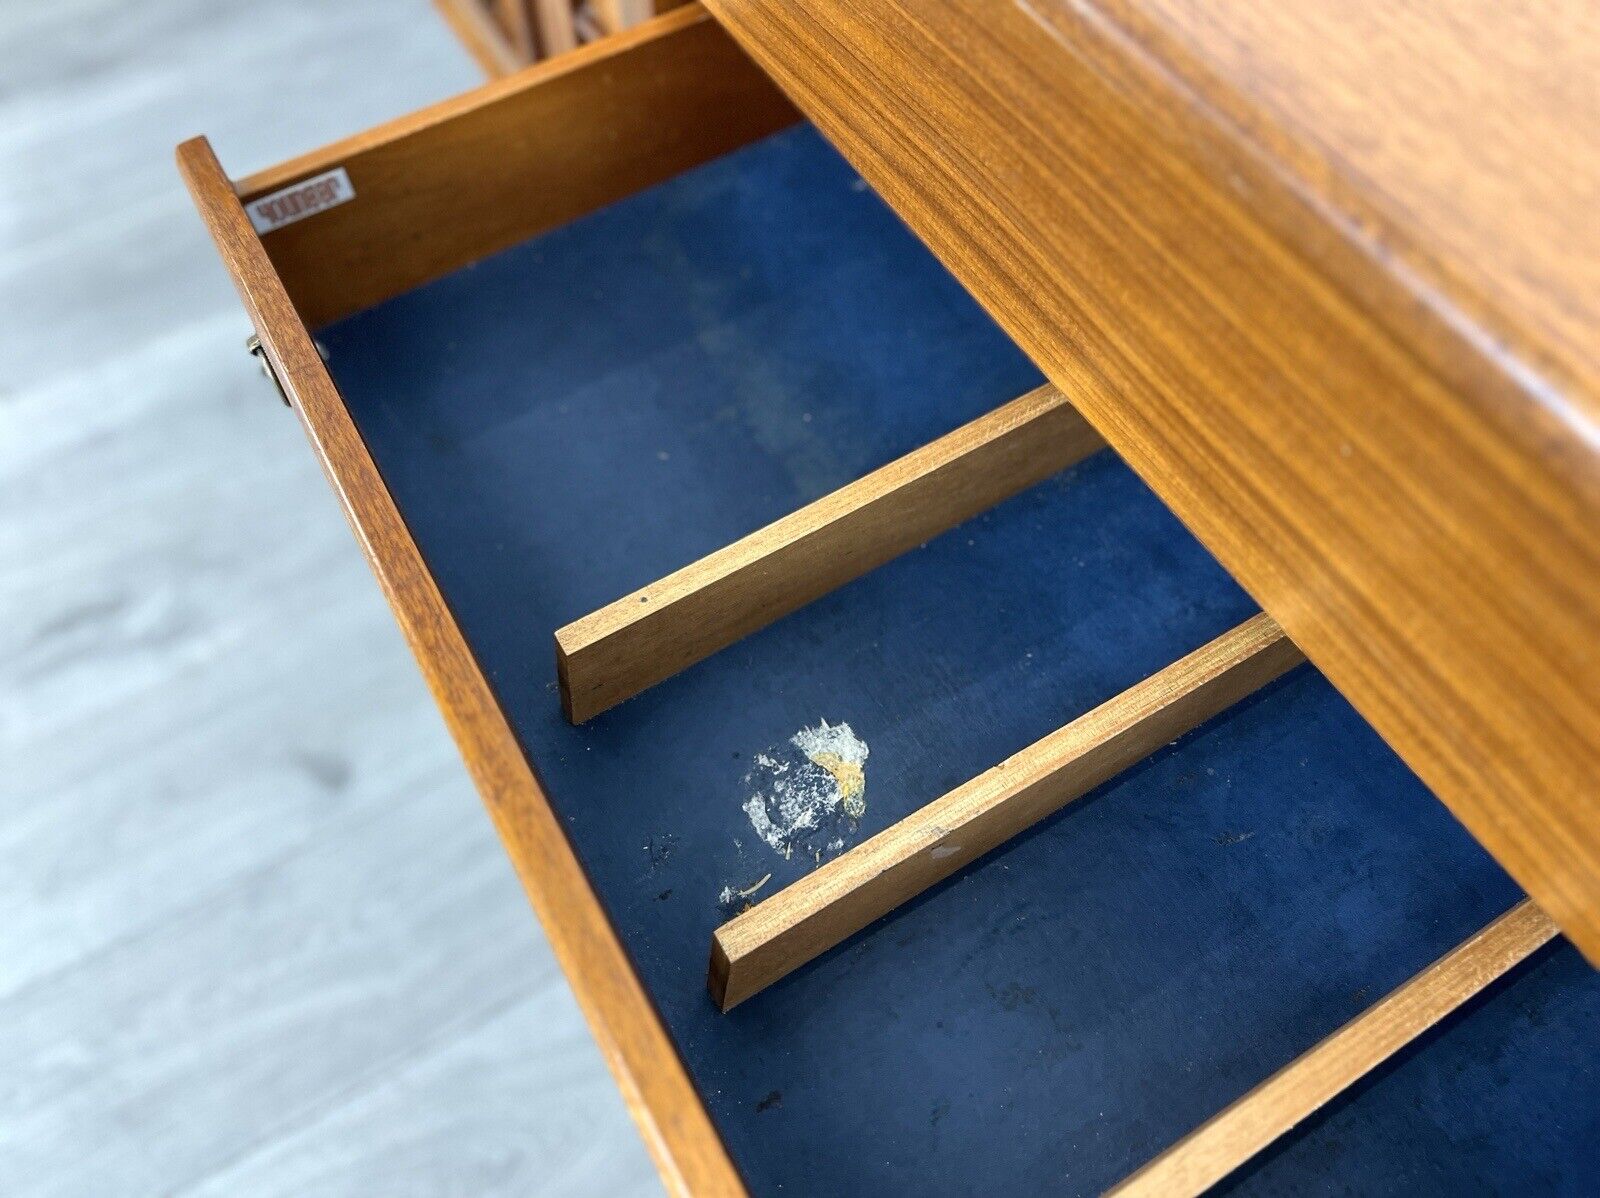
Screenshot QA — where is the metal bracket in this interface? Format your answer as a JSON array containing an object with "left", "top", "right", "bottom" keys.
[{"left": 246, "top": 334, "right": 291, "bottom": 408}]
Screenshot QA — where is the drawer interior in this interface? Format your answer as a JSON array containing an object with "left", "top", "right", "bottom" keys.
[{"left": 309, "top": 120, "right": 1598, "bottom": 1195}]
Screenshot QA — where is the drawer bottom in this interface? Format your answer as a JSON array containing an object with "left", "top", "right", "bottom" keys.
[{"left": 316, "top": 125, "right": 1598, "bottom": 1195}]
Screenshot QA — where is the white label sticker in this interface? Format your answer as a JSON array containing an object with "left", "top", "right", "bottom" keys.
[{"left": 245, "top": 167, "right": 355, "bottom": 234}]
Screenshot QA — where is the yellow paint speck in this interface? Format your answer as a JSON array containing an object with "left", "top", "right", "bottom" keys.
[{"left": 808, "top": 751, "right": 866, "bottom": 819}]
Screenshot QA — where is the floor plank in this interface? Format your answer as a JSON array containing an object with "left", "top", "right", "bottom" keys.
[
  {"left": 0, "top": 1, "right": 658, "bottom": 1193},
  {"left": 184, "top": 988, "right": 664, "bottom": 1198}
]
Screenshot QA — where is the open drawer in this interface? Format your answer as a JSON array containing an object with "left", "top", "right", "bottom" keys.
[{"left": 179, "top": 7, "right": 1599, "bottom": 1195}]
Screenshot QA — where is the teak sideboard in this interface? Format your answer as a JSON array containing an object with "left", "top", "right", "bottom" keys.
[{"left": 179, "top": 4, "right": 1598, "bottom": 1194}]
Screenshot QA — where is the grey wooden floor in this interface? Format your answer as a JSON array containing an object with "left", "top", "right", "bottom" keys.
[{"left": 0, "top": 2, "right": 660, "bottom": 1194}]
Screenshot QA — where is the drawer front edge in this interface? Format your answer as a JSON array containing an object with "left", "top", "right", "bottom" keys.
[{"left": 176, "top": 135, "right": 745, "bottom": 1198}]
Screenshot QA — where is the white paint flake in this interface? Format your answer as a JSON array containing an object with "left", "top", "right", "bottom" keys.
[
  {"left": 718, "top": 874, "right": 773, "bottom": 906},
  {"left": 740, "top": 719, "right": 869, "bottom": 860}
]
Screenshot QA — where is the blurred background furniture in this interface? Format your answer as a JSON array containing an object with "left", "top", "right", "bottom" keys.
[{"left": 435, "top": 0, "right": 691, "bottom": 74}]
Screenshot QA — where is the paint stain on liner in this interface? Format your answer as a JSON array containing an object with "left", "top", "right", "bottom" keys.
[{"left": 741, "top": 719, "right": 869, "bottom": 861}]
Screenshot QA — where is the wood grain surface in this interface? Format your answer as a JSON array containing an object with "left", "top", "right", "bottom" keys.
[
  {"left": 178, "top": 137, "right": 744, "bottom": 1198},
  {"left": 701, "top": 0, "right": 1600, "bottom": 963},
  {"left": 1108, "top": 899, "right": 1560, "bottom": 1197},
  {"left": 710, "top": 613, "right": 1303, "bottom": 1010},
  {"left": 238, "top": 6, "right": 798, "bottom": 327},
  {"left": 555, "top": 383, "right": 1104, "bottom": 722}
]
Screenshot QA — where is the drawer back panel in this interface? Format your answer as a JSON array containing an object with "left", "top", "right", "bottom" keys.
[{"left": 236, "top": 6, "right": 797, "bottom": 329}]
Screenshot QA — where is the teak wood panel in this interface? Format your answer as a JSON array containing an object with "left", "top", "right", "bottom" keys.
[
  {"left": 702, "top": 0, "right": 1600, "bottom": 963},
  {"left": 176, "top": 56, "right": 753, "bottom": 1198},
  {"left": 237, "top": 6, "right": 798, "bottom": 328},
  {"left": 711, "top": 614, "right": 1303, "bottom": 1010},
  {"left": 1109, "top": 900, "right": 1560, "bottom": 1197},
  {"left": 1083, "top": 0, "right": 1600, "bottom": 408},
  {"left": 555, "top": 383, "right": 1104, "bottom": 723}
]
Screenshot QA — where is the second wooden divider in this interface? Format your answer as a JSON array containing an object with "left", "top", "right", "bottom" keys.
[{"left": 710, "top": 612, "right": 1303, "bottom": 1010}]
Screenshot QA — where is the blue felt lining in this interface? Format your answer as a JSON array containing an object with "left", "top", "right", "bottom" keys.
[{"left": 320, "top": 126, "right": 1598, "bottom": 1196}]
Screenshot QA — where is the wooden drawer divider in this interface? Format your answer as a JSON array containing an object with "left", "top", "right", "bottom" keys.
[
  {"left": 555, "top": 382, "right": 1105, "bottom": 722},
  {"left": 1109, "top": 899, "right": 1559, "bottom": 1196},
  {"left": 709, "top": 612, "right": 1302, "bottom": 1010}
]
